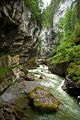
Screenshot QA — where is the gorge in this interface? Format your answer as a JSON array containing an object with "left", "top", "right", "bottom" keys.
[{"left": 0, "top": 0, "right": 80, "bottom": 120}]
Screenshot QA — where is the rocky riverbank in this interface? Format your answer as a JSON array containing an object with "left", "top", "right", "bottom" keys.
[{"left": 0, "top": 64, "right": 61, "bottom": 120}]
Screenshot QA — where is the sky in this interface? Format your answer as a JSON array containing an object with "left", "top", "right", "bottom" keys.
[{"left": 42, "top": 0, "right": 51, "bottom": 8}]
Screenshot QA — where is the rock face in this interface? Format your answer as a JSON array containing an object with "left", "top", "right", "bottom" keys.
[
  {"left": 0, "top": 67, "right": 15, "bottom": 95},
  {"left": 0, "top": 55, "right": 20, "bottom": 67},
  {"left": 48, "top": 63, "right": 68, "bottom": 76},
  {"left": 53, "top": 0, "right": 75, "bottom": 31},
  {"left": 39, "top": 28, "right": 56, "bottom": 58},
  {"left": 0, "top": 0, "right": 40, "bottom": 67},
  {"left": 0, "top": 102, "right": 17, "bottom": 120},
  {"left": 62, "top": 77, "right": 80, "bottom": 97},
  {"left": 28, "top": 87, "right": 60, "bottom": 112}
]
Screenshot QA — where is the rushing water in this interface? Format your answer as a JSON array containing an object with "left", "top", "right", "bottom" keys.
[{"left": 27, "top": 65, "right": 80, "bottom": 120}]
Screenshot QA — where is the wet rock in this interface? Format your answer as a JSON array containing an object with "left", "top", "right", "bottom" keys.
[
  {"left": 0, "top": 81, "right": 40, "bottom": 103},
  {"left": 28, "top": 87, "right": 60, "bottom": 112},
  {"left": 62, "top": 77, "right": 80, "bottom": 97},
  {"left": 39, "top": 74, "right": 46, "bottom": 79},
  {"left": 24, "top": 72, "right": 35, "bottom": 81},
  {"left": 48, "top": 63, "right": 68, "bottom": 76}
]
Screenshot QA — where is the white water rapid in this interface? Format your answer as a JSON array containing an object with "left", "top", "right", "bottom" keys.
[{"left": 28, "top": 64, "right": 80, "bottom": 120}]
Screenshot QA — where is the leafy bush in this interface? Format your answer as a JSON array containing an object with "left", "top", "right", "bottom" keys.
[
  {"left": 48, "top": 4, "right": 80, "bottom": 64},
  {"left": 72, "top": 22, "right": 80, "bottom": 43},
  {"left": 24, "top": 0, "right": 43, "bottom": 24},
  {"left": 41, "top": 3, "right": 54, "bottom": 27},
  {"left": 48, "top": 2, "right": 80, "bottom": 84}
]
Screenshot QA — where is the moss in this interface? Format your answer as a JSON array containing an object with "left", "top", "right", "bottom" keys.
[
  {"left": 14, "top": 94, "right": 29, "bottom": 120},
  {"left": 29, "top": 86, "right": 47, "bottom": 98},
  {"left": 0, "top": 66, "right": 12, "bottom": 83},
  {"left": 15, "top": 94, "right": 28, "bottom": 110},
  {"left": 0, "top": 66, "right": 16, "bottom": 95},
  {"left": 67, "top": 61, "right": 80, "bottom": 83},
  {"left": 24, "top": 0, "right": 42, "bottom": 27},
  {"left": 72, "top": 22, "right": 80, "bottom": 43},
  {"left": 28, "top": 87, "right": 60, "bottom": 112}
]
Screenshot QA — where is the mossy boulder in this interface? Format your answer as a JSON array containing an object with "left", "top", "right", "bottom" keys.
[
  {"left": 0, "top": 66, "right": 13, "bottom": 82},
  {"left": 62, "top": 61, "right": 80, "bottom": 97},
  {"left": 28, "top": 87, "right": 60, "bottom": 112},
  {"left": 63, "top": 61, "right": 80, "bottom": 97},
  {"left": 67, "top": 61, "right": 80, "bottom": 85}
]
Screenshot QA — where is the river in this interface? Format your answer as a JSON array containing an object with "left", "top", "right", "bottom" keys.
[{"left": 26, "top": 65, "right": 80, "bottom": 120}]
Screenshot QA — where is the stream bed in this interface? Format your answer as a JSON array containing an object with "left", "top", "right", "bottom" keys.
[
  {"left": 0, "top": 65, "right": 80, "bottom": 120},
  {"left": 27, "top": 65, "right": 80, "bottom": 120}
]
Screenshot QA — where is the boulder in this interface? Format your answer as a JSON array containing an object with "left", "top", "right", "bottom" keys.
[
  {"left": 48, "top": 63, "right": 68, "bottom": 76},
  {"left": 0, "top": 81, "right": 40, "bottom": 103},
  {"left": 24, "top": 72, "right": 35, "bottom": 81},
  {"left": 28, "top": 87, "right": 60, "bottom": 112},
  {"left": 62, "top": 77, "right": 80, "bottom": 97}
]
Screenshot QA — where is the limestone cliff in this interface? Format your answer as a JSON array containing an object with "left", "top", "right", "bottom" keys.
[{"left": 0, "top": 0, "right": 40, "bottom": 67}]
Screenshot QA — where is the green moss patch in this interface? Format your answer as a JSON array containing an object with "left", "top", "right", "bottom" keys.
[
  {"left": 0, "top": 66, "right": 12, "bottom": 82},
  {"left": 28, "top": 87, "right": 60, "bottom": 112},
  {"left": 67, "top": 62, "right": 80, "bottom": 85}
]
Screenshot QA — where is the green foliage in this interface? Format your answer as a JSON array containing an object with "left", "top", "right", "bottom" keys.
[
  {"left": 72, "top": 22, "right": 80, "bottom": 43},
  {"left": 48, "top": 1, "right": 80, "bottom": 83},
  {"left": 41, "top": 0, "right": 65, "bottom": 27},
  {"left": 41, "top": 3, "right": 54, "bottom": 27},
  {"left": 24, "top": 0, "right": 43, "bottom": 24},
  {"left": 67, "top": 62, "right": 80, "bottom": 83},
  {"left": 76, "top": 0, "right": 80, "bottom": 21},
  {"left": 0, "top": 67, "right": 12, "bottom": 82},
  {"left": 49, "top": 44, "right": 80, "bottom": 64},
  {"left": 49, "top": 3, "right": 80, "bottom": 63}
]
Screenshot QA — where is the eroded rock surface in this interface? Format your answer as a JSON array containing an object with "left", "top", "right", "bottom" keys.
[{"left": 0, "top": 0, "right": 40, "bottom": 67}]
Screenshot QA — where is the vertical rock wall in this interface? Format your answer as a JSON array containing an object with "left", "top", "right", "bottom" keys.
[{"left": 0, "top": 0, "right": 40, "bottom": 68}]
